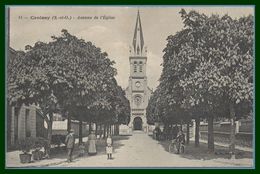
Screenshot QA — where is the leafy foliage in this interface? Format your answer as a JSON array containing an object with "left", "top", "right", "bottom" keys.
[
  {"left": 147, "top": 9, "right": 253, "bottom": 125},
  {"left": 8, "top": 29, "right": 130, "bottom": 155}
]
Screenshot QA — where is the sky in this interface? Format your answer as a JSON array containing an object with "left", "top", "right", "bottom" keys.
[{"left": 9, "top": 6, "right": 254, "bottom": 90}]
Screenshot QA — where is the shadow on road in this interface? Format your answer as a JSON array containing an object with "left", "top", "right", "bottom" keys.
[{"left": 148, "top": 135, "right": 252, "bottom": 160}]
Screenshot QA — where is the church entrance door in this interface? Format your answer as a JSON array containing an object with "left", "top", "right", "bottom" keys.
[{"left": 133, "top": 117, "right": 142, "bottom": 130}]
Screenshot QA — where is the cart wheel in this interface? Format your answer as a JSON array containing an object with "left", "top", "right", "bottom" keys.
[{"left": 169, "top": 143, "right": 175, "bottom": 153}]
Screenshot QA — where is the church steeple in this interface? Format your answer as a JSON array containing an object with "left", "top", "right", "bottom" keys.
[
  {"left": 132, "top": 10, "right": 145, "bottom": 56},
  {"left": 126, "top": 9, "right": 151, "bottom": 132}
]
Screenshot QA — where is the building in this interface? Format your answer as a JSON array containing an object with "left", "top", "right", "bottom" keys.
[
  {"left": 8, "top": 104, "right": 45, "bottom": 148},
  {"left": 7, "top": 48, "right": 45, "bottom": 149},
  {"left": 125, "top": 11, "right": 152, "bottom": 132},
  {"left": 51, "top": 114, "right": 89, "bottom": 137}
]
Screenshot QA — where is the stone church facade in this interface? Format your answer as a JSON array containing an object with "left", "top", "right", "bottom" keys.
[{"left": 125, "top": 11, "right": 152, "bottom": 132}]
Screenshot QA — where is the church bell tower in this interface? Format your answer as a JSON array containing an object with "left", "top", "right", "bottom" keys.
[{"left": 125, "top": 10, "right": 152, "bottom": 132}]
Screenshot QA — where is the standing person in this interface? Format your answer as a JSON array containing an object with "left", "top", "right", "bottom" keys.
[
  {"left": 106, "top": 134, "right": 113, "bottom": 160},
  {"left": 154, "top": 126, "right": 161, "bottom": 140},
  {"left": 65, "top": 129, "right": 75, "bottom": 162},
  {"left": 88, "top": 131, "right": 97, "bottom": 155},
  {"left": 78, "top": 142, "right": 85, "bottom": 157},
  {"left": 176, "top": 130, "right": 185, "bottom": 154}
]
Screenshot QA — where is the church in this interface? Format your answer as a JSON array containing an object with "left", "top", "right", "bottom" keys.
[{"left": 125, "top": 11, "right": 152, "bottom": 132}]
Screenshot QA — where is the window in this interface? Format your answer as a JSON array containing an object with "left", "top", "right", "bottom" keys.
[
  {"left": 139, "top": 65, "right": 142, "bottom": 72},
  {"left": 134, "top": 95, "right": 142, "bottom": 107},
  {"left": 25, "top": 109, "right": 31, "bottom": 137},
  {"left": 134, "top": 61, "right": 137, "bottom": 73},
  {"left": 139, "top": 62, "right": 143, "bottom": 72}
]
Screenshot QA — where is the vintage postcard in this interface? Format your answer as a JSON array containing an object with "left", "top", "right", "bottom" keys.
[{"left": 6, "top": 5, "right": 254, "bottom": 168}]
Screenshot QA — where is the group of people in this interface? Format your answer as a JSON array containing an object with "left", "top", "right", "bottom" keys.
[
  {"left": 64, "top": 126, "right": 185, "bottom": 163},
  {"left": 154, "top": 126, "right": 186, "bottom": 140},
  {"left": 64, "top": 129, "right": 113, "bottom": 162},
  {"left": 153, "top": 126, "right": 186, "bottom": 154}
]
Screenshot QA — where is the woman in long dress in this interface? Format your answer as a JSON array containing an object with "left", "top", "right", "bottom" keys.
[{"left": 88, "top": 131, "right": 97, "bottom": 155}]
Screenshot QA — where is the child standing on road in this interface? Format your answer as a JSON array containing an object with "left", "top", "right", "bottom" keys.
[
  {"left": 106, "top": 135, "right": 113, "bottom": 160},
  {"left": 78, "top": 143, "right": 85, "bottom": 157}
]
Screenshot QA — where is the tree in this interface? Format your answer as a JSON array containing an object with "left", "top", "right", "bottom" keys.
[
  {"left": 148, "top": 9, "right": 253, "bottom": 156},
  {"left": 146, "top": 87, "right": 161, "bottom": 125},
  {"left": 7, "top": 48, "right": 25, "bottom": 105},
  {"left": 94, "top": 78, "right": 130, "bottom": 137},
  {"left": 179, "top": 10, "right": 253, "bottom": 154},
  {"left": 9, "top": 29, "right": 119, "bottom": 156}
]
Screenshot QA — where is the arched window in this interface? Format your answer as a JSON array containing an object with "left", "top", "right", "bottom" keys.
[
  {"left": 139, "top": 61, "right": 143, "bottom": 72},
  {"left": 134, "top": 61, "right": 137, "bottom": 72},
  {"left": 134, "top": 95, "right": 142, "bottom": 107}
]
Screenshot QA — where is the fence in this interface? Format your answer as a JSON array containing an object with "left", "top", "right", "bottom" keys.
[{"left": 198, "top": 120, "right": 253, "bottom": 147}]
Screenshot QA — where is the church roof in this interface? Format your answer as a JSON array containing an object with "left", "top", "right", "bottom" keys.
[{"left": 132, "top": 10, "right": 145, "bottom": 55}]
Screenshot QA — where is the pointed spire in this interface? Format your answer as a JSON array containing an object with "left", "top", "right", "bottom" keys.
[{"left": 132, "top": 10, "right": 144, "bottom": 55}]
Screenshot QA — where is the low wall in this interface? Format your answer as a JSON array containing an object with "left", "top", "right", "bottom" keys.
[
  {"left": 200, "top": 120, "right": 253, "bottom": 134},
  {"left": 198, "top": 120, "right": 253, "bottom": 147},
  {"left": 200, "top": 131, "right": 252, "bottom": 147},
  {"left": 239, "top": 120, "right": 253, "bottom": 133}
]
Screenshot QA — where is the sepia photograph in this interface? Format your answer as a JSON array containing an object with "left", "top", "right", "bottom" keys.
[{"left": 6, "top": 5, "right": 254, "bottom": 168}]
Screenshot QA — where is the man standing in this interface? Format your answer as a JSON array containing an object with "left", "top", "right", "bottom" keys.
[
  {"left": 65, "top": 129, "right": 75, "bottom": 162},
  {"left": 176, "top": 130, "right": 185, "bottom": 154}
]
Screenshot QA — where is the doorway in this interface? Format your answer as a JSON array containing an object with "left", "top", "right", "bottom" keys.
[{"left": 133, "top": 117, "right": 142, "bottom": 130}]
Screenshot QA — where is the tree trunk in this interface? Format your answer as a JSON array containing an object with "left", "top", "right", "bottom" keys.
[
  {"left": 103, "top": 124, "right": 107, "bottom": 138},
  {"left": 95, "top": 123, "right": 98, "bottom": 136},
  {"left": 107, "top": 124, "right": 109, "bottom": 135},
  {"left": 195, "top": 117, "right": 200, "bottom": 147},
  {"left": 89, "top": 122, "right": 92, "bottom": 133},
  {"left": 186, "top": 122, "right": 190, "bottom": 145},
  {"left": 67, "top": 114, "right": 71, "bottom": 132},
  {"left": 114, "top": 124, "right": 117, "bottom": 135},
  {"left": 109, "top": 124, "right": 112, "bottom": 135},
  {"left": 208, "top": 115, "right": 214, "bottom": 152},
  {"left": 113, "top": 125, "right": 115, "bottom": 135},
  {"left": 46, "top": 112, "right": 53, "bottom": 158},
  {"left": 108, "top": 124, "right": 111, "bottom": 135},
  {"left": 112, "top": 125, "right": 115, "bottom": 135},
  {"left": 112, "top": 124, "right": 115, "bottom": 135},
  {"left": 79, "top": 119, "right": 83, "bottom": 144},
  {"left": 99, "top": 124, "right": 103, "bottom": 138},
  {"left": 114, "top": 124, "right": 118, "bottom": 135},
  {"left": 229, "top": 102, "right": 236, "bottom": 159},
  {"left": 108, "top": 124, "right": 110, "bottom": 136}
]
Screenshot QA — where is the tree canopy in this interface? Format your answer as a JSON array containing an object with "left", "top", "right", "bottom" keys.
[
  {"left": 8, "top": 29, "right": 130, "bottom": 155},
  {"left": 147, "top": 9, "right": 253, "bottom": 125}
]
